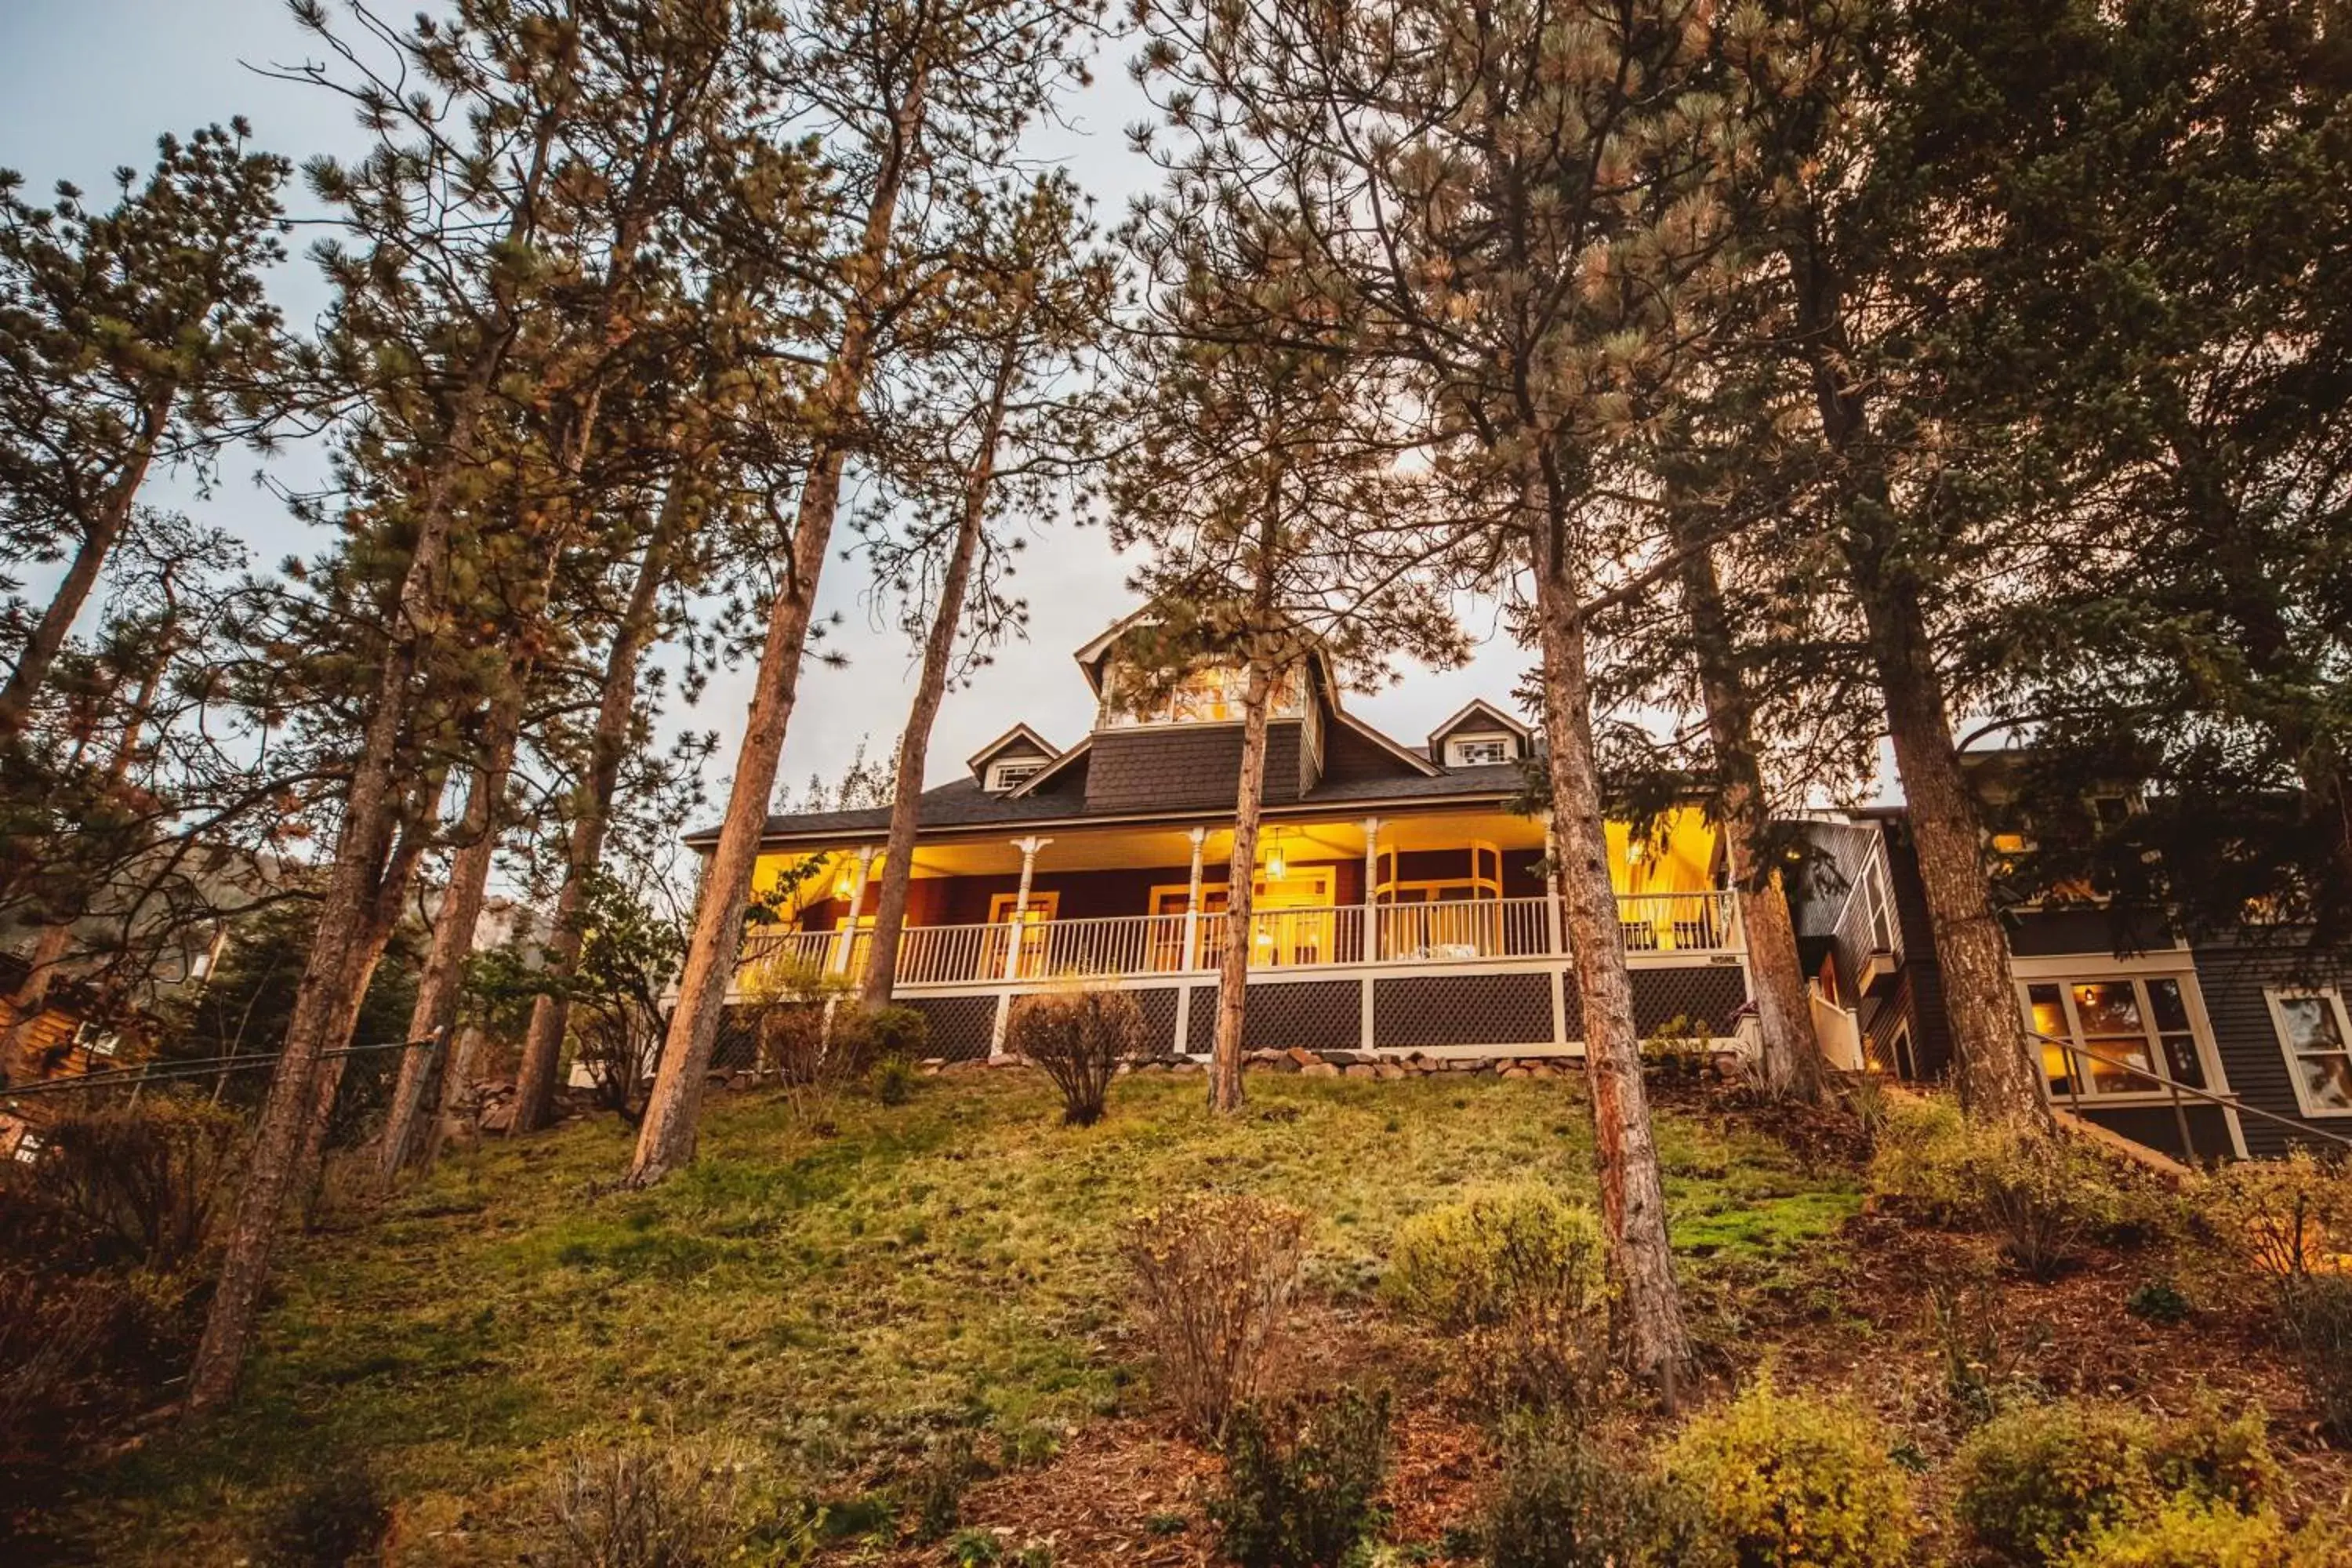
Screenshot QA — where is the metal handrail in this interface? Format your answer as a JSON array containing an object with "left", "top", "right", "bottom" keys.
[{"left": 2028, "top": 1026, "right": 2352, "bottom": 1160}]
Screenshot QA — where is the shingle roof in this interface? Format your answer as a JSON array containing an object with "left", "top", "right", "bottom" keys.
[{"left": 686, "top": 757, "right": 1538, "bottom": 847}]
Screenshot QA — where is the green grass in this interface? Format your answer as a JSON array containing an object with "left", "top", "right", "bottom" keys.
[{"left": 62, "top": 1071, "right": 1860, "bottom": 1563}]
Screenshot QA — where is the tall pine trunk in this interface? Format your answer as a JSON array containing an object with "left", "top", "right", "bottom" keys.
[
  {"left": 1532, "top": 535, "right": 1692, "bottom": 1391},
  {"left": 858, "top": 345, "right": 1015, "bottom": 1007},
  {"left": 185, "top": 98, "right": 557, "bottom": 1409},
  {"left": 1208, "top": 659, "right": 1273, "bottom": 1113},
  {"left": 511, "top": 485, "right": 683, "bottom": 1133},
  {"left": 376, "top": 683, "right": 525, "bottom": 1179},
  {"left": 629, "top": 74, "right": 927, "bottom": 1186},
  {"left": 1793, "top": 252, "right": 2046, "bottom": 1128},
  {"left": 0, "top": 385, "right": 175, "bottom": 742},
  {"left": 1673, "top": 529, "right": 1823, "bottom": 1101}
]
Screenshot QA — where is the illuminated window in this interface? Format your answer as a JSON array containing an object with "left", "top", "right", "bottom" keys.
[
  {"left": 2022, "top": 976, "right": 2206, "bottom": 1099},
  {"left": 1446, "top": 734, "right": 1514, "bottom": 767},
  {"left": 1099, "top": 663, "right": 1305, "bottom": 728},
  {"left": 2267, "top": 989, "right": 2352, "bottom": 1117},
  {"left": 987, "top": 760, "right": 1042, "bottom": 793}
]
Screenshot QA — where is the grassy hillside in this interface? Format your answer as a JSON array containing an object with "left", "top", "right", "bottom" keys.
[{"left": 27, "top": 1069, "right": 2348, "bottom": 1564}]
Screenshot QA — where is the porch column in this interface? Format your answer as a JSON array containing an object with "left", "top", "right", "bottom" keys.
[
  {"left": 1359, "top": 818, "right": 1381, "bottom": 1051},
  {"left": 989, "top": 835, "right": 1051, "bottom": 1058},
  {"left": 1543, "top": 817, "right": 1569, "bottom": 1051},
  {"left": 1173, "top": 826, "right": 1207, "bottom": 1058},
  {"left": 829, "top": 845, "right": 877, "bottom": 975}
]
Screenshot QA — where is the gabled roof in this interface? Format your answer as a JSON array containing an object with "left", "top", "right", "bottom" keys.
[
  {"left": 1428, "top": 699, "right": 1531, "bottom": 754},
  {"left": 1334, "top": 710, "right": 1443, "bottom": 778},
  {"left": 1008, "top": 734, "right": 1092, "bottom": 797},
  {"left": 965, "top": 723, "right": 1058, "bottom": 779}
]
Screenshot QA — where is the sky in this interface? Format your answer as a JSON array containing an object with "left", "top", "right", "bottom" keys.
[{"left": 0, "top": 0, "right": 1527, "bottom": 822}]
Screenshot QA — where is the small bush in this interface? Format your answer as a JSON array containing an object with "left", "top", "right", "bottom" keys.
[
  {"left": 1870, "top": 1098, "right": 2123, "bottom": 1279},
  {"left": 1928, "top": 1279, "right": 2028, "bottom": 1427},
  {"left": 1952, "top": 1401, "right": 2160, "bottom": 1565},
  {"left": 1661, "top": 1376, "right": 1917, "bottom": 1568},
  {"left": 2125, "top": 1278, "right": 2190, "bottom": 1326},
  {"left": 2056, "top": 1494, "right": 2338, "bottom": 1568},
  {"left": 870, "top": 1054, "right": 917, "bottom": 1107},
  {"left": 1124, "top": 1192, "right": 1308, "bottom": 1439},
  {"left": 906, "top": 1429, "right": 979, "bottom": 1543},
  {"left": 2281, "top": 1275, "right": 2352, "bottom": 1441},
  {"left": 255, "top": 1467, "right": 391, "bottom": 1568},
  {"left": 38, "top": 1098, "right": 245, "bottom": 1269},
  {"left": 1951, "top": 1396, "right": 2275, "bottom": 1567},
  {"left": 2191, "top": 1151, "right": 2352, "bottom": 1283},
  {"left": 534, "top": 1439, "right": 747, "bottom": 1568},
  {"left": 1480, "top": 1422, "right": 1716, "bottom": 1568},
  {"left": 1008, "top": 988, "right": 1150, "bottom": 1127},
  {"left": 1209, "top": 1388, "right": 1392, "bottom": 1568},
  {"left": 1383, "top": 1184, "right": 1609, "bottom": 1412},
  {"left": 0, "top": 1259, "right": 198, "bottom": 1480}
]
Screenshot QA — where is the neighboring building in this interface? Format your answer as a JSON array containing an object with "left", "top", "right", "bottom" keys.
[
  {"left": 697, "top": 615, "right": 1753, "bottom": 1064},
  {"left": 1789, "top": 797, "right": 2352, "bottom": 1163}
]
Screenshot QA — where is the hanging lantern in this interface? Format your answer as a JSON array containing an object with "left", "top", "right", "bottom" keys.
[{"left": 1265, "top": 829, "right": 1288, "bottom": 881}]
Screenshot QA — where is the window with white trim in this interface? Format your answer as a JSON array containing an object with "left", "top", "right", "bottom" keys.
[
  {"left": 2021, "top": 975, "right": 2207, "bottom": 1099},
  {"left": 1446, "top": 733, "right": 1515, "bottom": 767},
  {"left": 986, "top": 759, "right": 1042, "bottom": 793},
  {"left": 72, "top": 1021, "right": 120, "bottom": 1058},
  {"left": 2267, "top": 988, "right": 2352, "bottom": 1116},
  {"left": 12, "top": 1130, "right": 45, "bottom": 1164}
]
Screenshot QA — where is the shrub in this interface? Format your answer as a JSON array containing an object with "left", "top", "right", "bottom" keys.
[
  {"left": 1479, "top": 1422, "right": 1717, "bottom": 1568},
  {"left": 2281, "top": 1275, "right": 2352, "bottom": 1441},
  {"left": 1927, "top": 1279, "right": 2027, "bottom": 1428},
  {"left": 1952, "top": 1401, "right": 2160, "bottom": 1566},
  {"left": 1661, "top": 1376, "right": 1916, "bottom": 1568},
  {"left": 2190, "top": 1151, "right": 2352, "bottom": 1282},
  {"left": 906, "top": 1429, "right": 980, "bottom": 1542},
  {"left": 1869, "top": 1098, "right": 2123, "bottom": 1279},
  {"left": 534, "top": 1439, "right": 747, "bottom": 1568},
  {"left": 869, "top": 1054, "right": 917, "bottom": 1107},
  {"left": 2125, "top": 1278, "right": 2190, "bottom": 1326},
  {"left": 855, "top": 1004, "right": 930, "bottom": 1062},
  {"left": 2055, "top": 1495, "right": 2339, "bottom": 1568},
  {"left": 1383, "top": 1184, "right": 1609, "bottom": 1411},
  {"left": 38, "top": 1098, "right": 245, "bottom": 1269},
  {"left": 1209, "top": 1388, "right": 1392, "bottom": 1568},
  {"left": 255, "top": 1467, "right": 392, "bottom": 1568},
  {"left": 1007, "top": 987, "right": 1150, "bottom": 1127},
  {"left": 2145, "top": 1392, "right": 2280, "bottom": 1514},
  {"left": 1124, "top": 1192, "right": 1309, "bottom": 1439}
]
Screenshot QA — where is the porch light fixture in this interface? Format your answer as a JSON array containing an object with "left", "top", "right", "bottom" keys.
[
  {"left": 1265, "top": 830, "right": 1288, "bottom": 881},
  {"left": 833, "top": 868, "right": 853, "bottom": 898}
]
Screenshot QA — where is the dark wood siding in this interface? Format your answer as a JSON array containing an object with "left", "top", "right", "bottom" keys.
[{"left": 2183, "top": 935, "right": 2352, "bottom": 1157}]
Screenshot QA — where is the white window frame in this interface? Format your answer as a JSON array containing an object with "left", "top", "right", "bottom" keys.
[
  {"left": 12, "top": 1129, "right": 45, "bottom": 1164},
  {"left": 987, "top": 759, "right": 1043, "bottom": 793},
  {"left": 1445, "top": 733, "right": 1515, "bottom": 767},
  {"left": 72, "top": 1021, "right": 120, "bottom": 1058},
  {"left": 2267, "top": 986, "right": 2352, "bottom": 1120},
  {"left": 2013, "top": 966, "right": 2221, "bottom": 1106}
]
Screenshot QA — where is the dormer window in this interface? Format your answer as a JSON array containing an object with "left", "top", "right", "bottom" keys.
[
  {"left": 1098, "top": 662, "right": 1305, "bottom": 729},
  {"left": 988, "top": 759, "right": 1043, "bottom": 793},
  {"left": 1446, "top": 734, "right": 1515, "bottom": 768}
]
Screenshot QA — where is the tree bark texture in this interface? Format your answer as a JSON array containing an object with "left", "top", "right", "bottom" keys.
[
  {"left": 628, "top": 74, "right": 926, "bottom": 1186},
  {"left": 857, "top": 350, "right": 1014, "bottom": 1007},
  {"left": 1208, "top": 660, "right": 1274, "bottom": 1114},
  {"left": 511, "top": 484, "right": 683, "bottom": 1134},
  {"left": 376, "top": 683, "right": 525, "bottom": 1180},
  {"left": 1793, "top": 251, "right": 2048, "bottom": 1129},
  {"left": 1673, "top": 532, "right": 1824, "bottom": 1101},
  {"left": 1533, "top": 555, "right": 1693, "bottom": 1391}
]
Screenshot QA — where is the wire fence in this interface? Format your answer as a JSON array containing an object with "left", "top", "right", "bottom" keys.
[{"left": 2, "top": 1036, "right": 437, "bottom": 1108}]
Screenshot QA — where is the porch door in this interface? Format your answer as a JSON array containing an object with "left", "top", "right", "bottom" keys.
[{"left": 1156, "top": 871, "right": 1334, "bottom": 968}]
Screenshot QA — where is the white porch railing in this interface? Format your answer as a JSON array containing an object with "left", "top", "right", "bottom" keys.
[{"left": 739, "top": 890, "right": 1737, "bottom": 992}]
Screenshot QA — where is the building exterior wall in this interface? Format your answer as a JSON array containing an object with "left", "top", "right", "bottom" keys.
[{"left": 2179, "top": 933, "right": 2352, "bottom": 1157}]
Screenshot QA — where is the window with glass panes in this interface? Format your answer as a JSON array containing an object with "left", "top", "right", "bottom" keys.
[
  {"left": 2267, "top": 989, "right": 2352, "bottom": 1116},
  {"left": 2021, "top": 976, "right": 2206, "bottom": 1099}
]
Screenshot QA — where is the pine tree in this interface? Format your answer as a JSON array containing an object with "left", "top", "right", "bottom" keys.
[
  {"left": 855, "top": 172, "right": 1113, "bottom": 1008},
  {"left": 1111, "top": 198, "right": 1461, "bottom": 1112},
  {"left": 0, "top": 123, "right": 288, "bottom": 741},
  {"left": 630, "top": 0, "right": 1103, "bottom": 1186}
]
